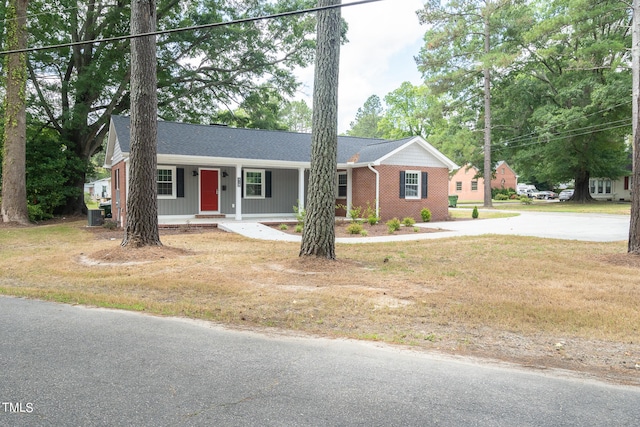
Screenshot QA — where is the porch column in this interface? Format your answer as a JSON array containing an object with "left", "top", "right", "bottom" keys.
[
  {"left": 298, "top": 167, "right": 306, "bottom": 211},
  {"left": 235, "top": 164, "right": 242, "bottom": 220},
  {"left": 346, "top": 167, "right": 353, "bottom": 218}
]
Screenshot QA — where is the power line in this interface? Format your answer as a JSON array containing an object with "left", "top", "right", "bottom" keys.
[{"left": 0, "top": 0, "right": 386, "bottom": 56}]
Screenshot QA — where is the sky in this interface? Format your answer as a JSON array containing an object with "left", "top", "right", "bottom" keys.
[{"left": 293, "top": 0, "right": 427, "bottom": 133}]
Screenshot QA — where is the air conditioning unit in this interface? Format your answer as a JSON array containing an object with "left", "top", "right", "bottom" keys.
[{"left": 88, "top": 209, "right": 104, "bottom": 226}]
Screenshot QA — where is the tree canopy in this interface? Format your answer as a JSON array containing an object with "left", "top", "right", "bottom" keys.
[{"left": 8, "top": 0, "right": 319, "bottom": 215}]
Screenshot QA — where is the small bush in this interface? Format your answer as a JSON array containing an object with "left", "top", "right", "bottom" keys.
[
  {"left": 413, "top": 227, "right": 420, "bottom": 232},
  {"left": 295, "top": 224, "right": 303, "bottom": 233},
  {"left": 420, "top": 208, "right": 431, "bottom": 222},
  {"left": 279, "top": 223, "right": 288, "bottom": 230},
  {"left": 28, "top": 204, "right": 53, "bottom": 222},
  {"left": 367, "top": 214, "right": 379, "bottom": 225},
  {"left": 494, "top": 193, "right": 509, "bottom": 201},
  {"left": 472, "top": 206, "right": 479, "bottom": 219},
  {"left": 402, "top": 217, "right": 416, "bottom": 227},
  {"left": 293, "top": 204, "right": 306, "bottom": 225},
  {"left": 346, "top": 222, "right": 364, "bottom": 235},
  {"left": 520, "top": 196, "right": 532, "bottom": 205},
  {"left": 103, "top": 220, "right": 118, "bottom": 230},
  {"left": 386, "top": 218, "right": 401, "bottom": 233},
  {"left": 360, "top": 230, "right": 368, "bottom": 237}
]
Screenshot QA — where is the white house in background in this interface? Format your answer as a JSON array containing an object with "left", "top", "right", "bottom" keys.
[
  {"left": 589, "top": 176, "right": 631, "bottom": 201},
  {"left": 84, "top": 178, "right": 112, "bottom": 201}
]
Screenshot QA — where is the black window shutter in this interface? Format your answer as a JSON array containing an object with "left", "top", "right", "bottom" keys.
[
  {"left": 421, "top": 171, "right": 428, "bottom": 199},
  {"left": 265, "top": 171, "right": 272, "bottom": 198},
  {"left": 399, "top": 171, "right": 406, "bottom": 199},
  {"left": 176, "top": 168, "right": 185, "bottom": 198}
]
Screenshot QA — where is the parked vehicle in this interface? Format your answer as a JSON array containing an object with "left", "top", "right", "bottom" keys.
[
  {"left": 535, "top": 190, "right": 557, "bottom": 200},
  {"left": 558, "top": 189, "right": 574, "bottom": 201}
]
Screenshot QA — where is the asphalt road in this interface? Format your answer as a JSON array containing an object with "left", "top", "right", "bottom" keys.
[{"left": 1, "top": 297, "right": 638, "bottom": 426}]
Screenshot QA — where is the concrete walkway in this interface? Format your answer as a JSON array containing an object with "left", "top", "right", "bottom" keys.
[{"left": 217, "top": 210, "right": 629, "bottom": 243}]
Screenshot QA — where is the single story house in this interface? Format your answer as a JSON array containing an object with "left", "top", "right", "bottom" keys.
[
  {"left": 589, "top": 176, "right": 631, "bottom": 201},
  {"left": 84, "top": 177, "right": 112, "bottom": 201},
  {"left": 449, "top": 161, "right": 518, "bottom": 201},
  {"left": 104, "top": 116, "right": 458, "bottom": 226}
]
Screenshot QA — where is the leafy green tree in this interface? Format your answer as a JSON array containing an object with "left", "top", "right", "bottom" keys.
[
  {"left": 282, "top": 99, "right": 313, "bottom": 133},
  {"left": 346, "top": 94, "right": 384, "bottom": 138},
  {"left": 24, "top": 0, "right": 318, "bottom": 214},
  {"left": 212, "top": 86, "right": 289, "bottom": 130},
  {"left": 494, "top": 0, "right": 631, "bottom": 202},
  {"left": 378, "top": 82, "right": 446, "bottom": 141},
  {"left": 417, "top": 0, "right": 525, "bottom": 207}
]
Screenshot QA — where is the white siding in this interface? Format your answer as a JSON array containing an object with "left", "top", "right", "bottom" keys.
[
  {"left": 111, "top": 138, "right": 125, "bottom": 164},
  {"left": 382, "top": 143, "right": 444, "bottom": 167}
]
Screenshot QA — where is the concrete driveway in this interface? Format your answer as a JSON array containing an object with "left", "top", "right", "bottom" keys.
[{"left": 220, "top": 211, "right": 629, "bottom": 243}]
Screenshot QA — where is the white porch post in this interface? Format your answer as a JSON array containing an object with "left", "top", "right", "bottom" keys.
[
  {"left": 346, "top": 167, "right": 353, "bottom": 218},
  {"left": 298, "top": 167, "right": 306, "bottom": 211},
  {"left": 235, "top": 164, "right": 242, "bottom": 220}
]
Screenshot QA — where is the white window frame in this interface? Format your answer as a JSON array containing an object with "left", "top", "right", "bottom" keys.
[
  {"left": 337, "top": 172, "right": 347, "bottom": 198},
  {"left": 404, "top": 170, "right": 420, "bottom": 199},
  {"left": 455, "top": 181, "right": 462, "bottom": 191},
  {"left": 157, "top": 166, "right": 177, "bottom": 199},
  {"left": 244, "top": 169, "right": 265, "bottom": 199},
  {"left": 471, "top": 180, "right": 478, "bottom": 191}
]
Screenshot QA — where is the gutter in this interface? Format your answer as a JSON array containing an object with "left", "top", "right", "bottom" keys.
[{"left": 367, "top": 163, "right": 380, "bottom": 219}]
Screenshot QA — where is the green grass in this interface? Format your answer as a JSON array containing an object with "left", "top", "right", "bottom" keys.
[{"left": 457, "top": 200, "right": 630, "bottom": 215}]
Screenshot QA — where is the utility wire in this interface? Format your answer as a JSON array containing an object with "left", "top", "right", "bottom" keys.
[{"left": 0, "top": 0, "right": 385, "bottom": 56}]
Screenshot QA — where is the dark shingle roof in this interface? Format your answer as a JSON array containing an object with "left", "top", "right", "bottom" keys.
[{"left": 111, "top": 115, "right": 408, "bottom": 164}]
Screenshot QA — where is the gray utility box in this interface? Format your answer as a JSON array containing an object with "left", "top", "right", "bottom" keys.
[{"left": 88, "top": 209, "right": 104, "bottom": 226}]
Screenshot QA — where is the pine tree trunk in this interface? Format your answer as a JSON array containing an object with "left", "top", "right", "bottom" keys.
[
  {"left": 1, "top": 0, "right": 30, "bottom": 225},
  {"left": 299, "top": 0, "right": 341, "bottom": 259},
  {"left": 122, "top": 0, "right": 161, "bottom": 247},
  {"left": 482, "top": 11, "right": 493, "bottom": 208},
  {"left": 630, "top": 0, "right": 640, "bottom": 254}
]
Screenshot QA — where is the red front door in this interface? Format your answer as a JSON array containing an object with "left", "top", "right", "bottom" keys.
[{"left": 200, "top": 169, "right": 219, "bottom": 212}]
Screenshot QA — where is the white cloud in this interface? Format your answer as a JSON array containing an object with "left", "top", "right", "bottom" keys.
[{"left": 294, "top": 0, "right": 426, "bottom": 133}]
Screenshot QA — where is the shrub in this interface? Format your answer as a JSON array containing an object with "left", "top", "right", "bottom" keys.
[
  {"left": 413, "top": 227, "right": 420, "bottom": 232},
  {"left": 293, "top": 204, "right": 306, "bottom": 225},
  {"left": 27, "top": 203, "right": 53, "bottom": 222},
  {"left": 386, "top": 217, "right": 401, "bottom": 233},
  {"left": 360, "top": 230, "right": 368, "bottom": 237},
  {"left": 402, "top": 217, "right": 416, "bottom": 227},
  {"left": 367, "top": 215, "right": 378, "bottom": 225},
  {"left": 494, "top": 193, "right": 509, "bottom": 201},
  {"left": 279, "top": 223, "right": 288, "bottom": 230},
  {"left": 420, "top": 208, "right": 431, "bottom": 222},
  {"left": 295, "top": 224, "right": 303, "bottom": 233},
  {"left": 520, "top": 196, "right": 532, "bottom": 205},
  {"left": 346, "top": 222, "right": 364, "bottom": 235},
  {"left": 472, "top": 206, "right": 479, "bottom": 219}
]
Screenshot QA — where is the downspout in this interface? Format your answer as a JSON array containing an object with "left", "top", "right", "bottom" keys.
[{"left": 367, "top": 163, "right": 380, "bottom": 219}]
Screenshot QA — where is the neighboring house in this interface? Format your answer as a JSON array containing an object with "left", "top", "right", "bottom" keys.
[
  {"left": 84, "top": 178, "right": 111, "bottom": 201},
  {"left": 104, "top": 116, "right": 458, "bottom": 227},
  {"left": 449, "top": 161, "right": 518, "bottom": 202},
  {"left": 589, "top": 176, "right": 631, "bottom": 201}
]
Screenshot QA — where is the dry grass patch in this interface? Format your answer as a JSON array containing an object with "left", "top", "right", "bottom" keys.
[{"left": 0, "top": 219, "right": 639, "bottom": 384}]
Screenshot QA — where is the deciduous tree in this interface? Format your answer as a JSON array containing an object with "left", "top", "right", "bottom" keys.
[
  {"left": 25, "top": 0, "right": 318, "bottom": 214},
  {"left": 1, "top": 0, "right": 29, "bottom": 225}
]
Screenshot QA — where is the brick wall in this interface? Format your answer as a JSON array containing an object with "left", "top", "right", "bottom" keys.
[
  {"left": 351, "top": 165, "right": 450, "bottom": 222},
  {"left": 111, "top": 161, "right": 127, "bottom": 226}
]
